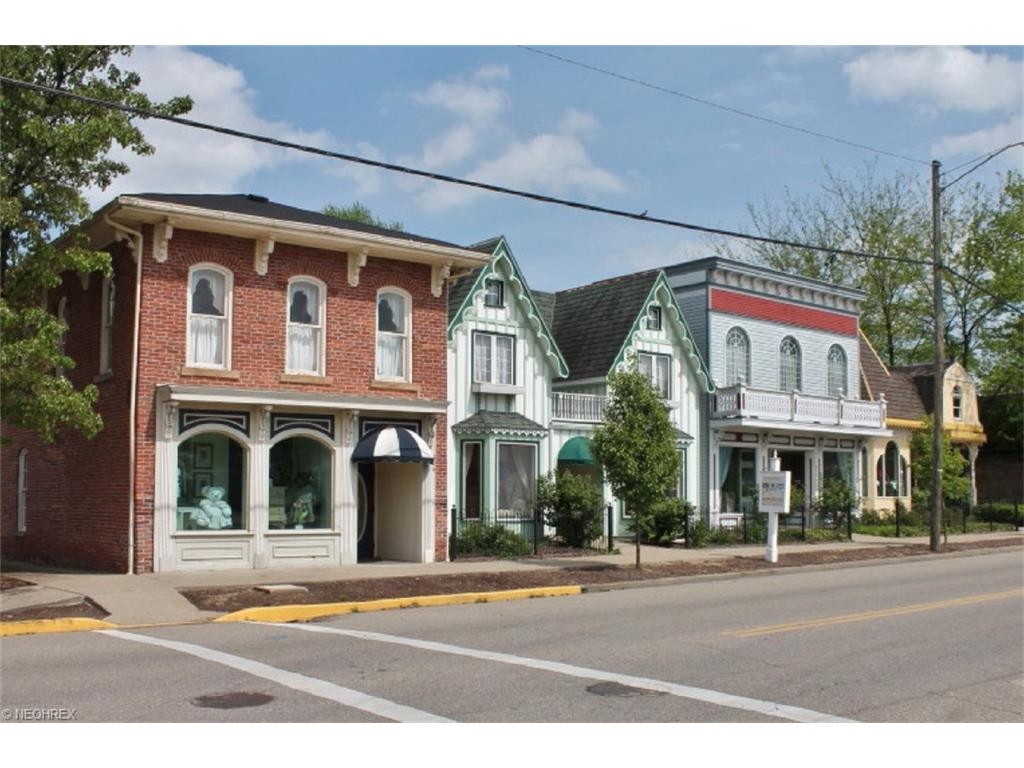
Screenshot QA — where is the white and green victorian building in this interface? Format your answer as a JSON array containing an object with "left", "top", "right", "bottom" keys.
[{"left": 445, "top": 237, "right": 714, "bottom": 541}]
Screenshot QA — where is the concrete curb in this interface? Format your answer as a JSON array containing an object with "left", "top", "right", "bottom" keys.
[
  {"left": 214, "top": 585, "right": 583, "bottom": 624},
  {"left": 0, "top": 618, "right": 117, "bottom": 638}
]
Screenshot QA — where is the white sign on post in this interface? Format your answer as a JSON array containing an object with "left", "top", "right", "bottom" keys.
[{"left": 761, "top": 453, "right": 791, "bottom": 563}]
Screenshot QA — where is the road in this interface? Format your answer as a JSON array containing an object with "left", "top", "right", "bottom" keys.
[{"left": 1, "top": 550, "right": 1021, "bottom": 725}]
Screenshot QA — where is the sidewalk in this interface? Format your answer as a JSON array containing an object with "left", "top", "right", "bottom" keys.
[{"left": 2, "top": 532, "right": 1021, "bottom": 630}]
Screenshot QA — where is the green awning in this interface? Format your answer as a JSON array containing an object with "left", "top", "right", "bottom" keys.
[{"left": 558, "top": 436, "right": 596, "bottom": 465}]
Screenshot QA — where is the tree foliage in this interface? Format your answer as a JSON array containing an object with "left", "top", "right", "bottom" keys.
[
  {"left": 321, "top": 201, "right": 404, "bottom": 232},
  {"left": 910, "top": 416, "right": 972, "bottom": 511},
  {"left": 1, "top": 45, "right": 191, "bottom": 442},
  {"left": 591, "top": 364, "right": 679, "bottom": 567}
]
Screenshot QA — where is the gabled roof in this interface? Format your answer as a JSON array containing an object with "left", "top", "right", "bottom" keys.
[
  {"left": 446, "top": 237, "right": 569, "bottom": 378},
  {"left": 858, "top": 332, "right": 927, "bottom": 422},
  {"left": 549, "top": 270, "right": 713, "bottom": 391}
]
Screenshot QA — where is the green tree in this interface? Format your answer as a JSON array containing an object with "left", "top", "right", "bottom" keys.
[
  {"left": 1, "top": 45, "right": 191, "bottom": 442},
  {"left": 591, "top": 364, "right": 679, "bottom": 568},
  {"left": 321, "top": 201, "right": 404, "bottom": 232},
  {"left": 535, "top": 470, "right": 604, "bottom": 549},
  {"left": 910, "top": 416, "right": 971, "bottom": 513}
]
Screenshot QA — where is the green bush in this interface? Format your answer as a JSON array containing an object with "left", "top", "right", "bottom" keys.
[
  {"left": 638, "top": 497, "right": 691, "bottom": 546},
  {"left": 535, "top": 471, "right": 605, "bottom": 548},
  {"left": 688, "top": 519, "right": 710, "bottom": 548},
  {"left": 455, "top": 523, "right": 533, "bottom": 558},
  {"left": 813, "top": 477, "right": 858, "bottom": 527}
]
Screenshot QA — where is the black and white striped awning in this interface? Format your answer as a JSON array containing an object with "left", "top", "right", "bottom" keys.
[{"left": 351, "top": 427, "right": 434, "bottom": 464}]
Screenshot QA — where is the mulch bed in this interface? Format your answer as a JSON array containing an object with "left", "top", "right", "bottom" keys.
[{"left": 179, "top": 537, "right": 1022, "bottom": 614}]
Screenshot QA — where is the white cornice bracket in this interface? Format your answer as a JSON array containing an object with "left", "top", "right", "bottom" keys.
[
  {"left": 348, "top": 248, "right": 368, "bottom": 287},
  {"left": 431, "top": 262, "right": 452, "bottom": 298},
  {"left": 153, "top": 221, "right": 173, "bottom": 263},
  {"left": 254, "top": 237, "right": 275, "bottom": 276}
]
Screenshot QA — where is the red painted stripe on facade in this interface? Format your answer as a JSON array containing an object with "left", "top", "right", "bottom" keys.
[{"left": 711, "top": 288, "right": 857, "bottom": 336}]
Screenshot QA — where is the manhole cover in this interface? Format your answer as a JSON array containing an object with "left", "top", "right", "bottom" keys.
[
  {"left": 586, "top": 681, "right": 660, "bottom": 698},
  {"left": 191, "top": 691, "right": 274, "bottom": 709}
]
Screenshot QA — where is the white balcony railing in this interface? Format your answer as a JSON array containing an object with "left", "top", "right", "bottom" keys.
[
  {"left": 552, "top": 391, "right": 607, "bottom": 423},
  {"left": 713, "top": 384, "right": 887, "bottom": 429}
]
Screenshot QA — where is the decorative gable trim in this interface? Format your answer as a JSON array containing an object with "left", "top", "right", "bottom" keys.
[
  {"left": 612, "top": 271, "right": 715, "bottom": 393},
  {"left": 448, "top": 237, "right": 569, "bottom": 379}
]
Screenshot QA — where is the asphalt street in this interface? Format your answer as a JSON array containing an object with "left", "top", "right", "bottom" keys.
[{"left": 1, "top": 549, "right": 1021, "bottom": 724}]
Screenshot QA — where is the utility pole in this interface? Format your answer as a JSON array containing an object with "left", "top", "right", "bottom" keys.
[{"left": 931, "top": 160, "right": 945, "bottom": 553}]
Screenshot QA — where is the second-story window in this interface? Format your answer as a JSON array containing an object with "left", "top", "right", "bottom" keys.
[
  {"left": 827, "top": 344, "right": 847, "bottom": 397},
  {"left": 188, "top": 266, "right": 231, "bottom": 369},
  {"left": 99, "top": 275, "right": 115, "bottom": 374},
  {"left": 638, "top": 352, "right": 670, "bottom": 399},
  {"left": 779, "top": 336, "right": 802, "bottom": 392},
  {"left": 376, "top": 289, "right": 410, "bottom": 381},
  {"left": 473, "top": 331, "right": 514, "bottom": 385},
  {"left": 484, "top": 279, "right": 504, "bottom": 308},
  {"left": 725, "top": 327, "right": 749, "bottom": 386},
  {"left": 286, "top": 278, "right": 324, "bottom": 375},
  {"left": 952, "top": 385, "right": 963, "bottom": 420},
  {"left": 646, "top": 306, "right": 663, "bottom": 331}
]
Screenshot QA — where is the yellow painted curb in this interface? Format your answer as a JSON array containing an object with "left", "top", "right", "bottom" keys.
[
  {"left": 215, "top": 585, "right": 583, "bottom": 624},
  {"left": 0, "top": 618, "right": 117, "bottom": 637}
]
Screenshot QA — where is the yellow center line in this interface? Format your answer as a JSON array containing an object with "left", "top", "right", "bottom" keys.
[{"left": 723, "top": 589, "right": 1024, "bottom": 638}]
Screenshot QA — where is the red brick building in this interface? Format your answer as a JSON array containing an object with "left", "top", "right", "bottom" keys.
[{"left": 1, "top": 194, "right": 488, "bottom": 572}]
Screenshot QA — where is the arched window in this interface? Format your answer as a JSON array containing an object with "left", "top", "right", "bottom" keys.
[
  {"left": 187, "top": 265, "right": 232, "bottom": 368},
  {"left": 286, "top": 277, "right": 325, "bottom": 375},
  {"left": 376, "top": 288, "right": 410, "bottom": 381},
  {"left": 56, "top": 297, "right": 69, "bottom": 378},
  {"left": 876, "top": 441, "right": 908, "bottom": 498},
  {"left": 827, "top": 344, "right": 847, "bottom": 397},
  {"left": 268, "top": 436, "right": 332, "bottom": 529},
  {"left": 952, "top": 385, "right": 963, "bottom": 420},
  {"left": 779, "top": 336, "right": 802, "bottom": 391},
  {"left": 176, "top": 433, "right": 245, "bottom": 531},
  {"left": 17, "top": 448, "right": 28, "bottom": 534},
  {"left": 725, "top": 327, "right": 750, "bottom": 386}
]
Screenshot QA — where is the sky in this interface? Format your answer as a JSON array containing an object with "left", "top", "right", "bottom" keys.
[{"left": 7, "top": 6, "right": 1024, "bottom": 293}]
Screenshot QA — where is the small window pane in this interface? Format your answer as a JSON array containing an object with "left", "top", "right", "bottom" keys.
[
  {"left": 780, "top": 336, "right": 801, "bottom": 391},
  {"left": 378, "top": 293, "right": 404, "bottom": 332},
  {"left": 485, "top": 280, "right": 504, "bottom": 307},
  {"left": 462, "top": 442, "right": 482, "bottom": 520},
  {"left": 647, "top": 306, "right": 662, "bottom": 331},
  {"left": 473, "top": 333, "right": 492, "bottom": 382},
  {"left": 827, "top": 345, "right": 847, "bottom": 397}
]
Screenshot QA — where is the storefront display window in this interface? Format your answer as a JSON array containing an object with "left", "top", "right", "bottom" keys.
[
  {"left": 176, "top": 434, "right": 245, "bottom": 531},
  {"left": 268, "top": 436, "right": 332, "bottom": 529},
  {"left": 497, "top": 442, "right": 536, "bottom": 520}
]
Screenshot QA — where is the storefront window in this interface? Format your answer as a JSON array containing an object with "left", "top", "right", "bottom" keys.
[
  {"left": 268, "top": 436, "right": 332, "bottom": 529},
  {"left": 176, "top": 434, "right": 245, "bottom": 531},
  {"left": 497, "top": 442, "right": 536, "bottom": 520}
]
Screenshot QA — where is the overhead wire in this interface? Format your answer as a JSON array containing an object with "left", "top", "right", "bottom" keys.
[{"left": 2, "top": 74, "right": 1021, "bottom": 318}]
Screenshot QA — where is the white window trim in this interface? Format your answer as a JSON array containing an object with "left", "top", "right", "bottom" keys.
[
  {"left": 186, "top": 264, "right": 233, "bottom": 370},
  {"left": 827, "top": 344, "right": 847, "bottom": 397},
  {"left": 375, "top": 287, "right": 412, "bottom": 382},
  {"left": 952, "top": 385, "right": 963, "bottom": 421},
  {"left": 725, "top": 327, "right": 750, "bottom": 386},
  {"left": 779, "top": 336, "right": 802, "bottom": 392},
  {"left": 472, "top": 331, "right": 516, "bottom": 387},
  {"left": 285, "top": 276, "right": 327, "bottom": 376}
]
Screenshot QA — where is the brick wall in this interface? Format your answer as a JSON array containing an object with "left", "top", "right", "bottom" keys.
[{"left": 2, "top": 225, "right": 451, "bottom": 572}]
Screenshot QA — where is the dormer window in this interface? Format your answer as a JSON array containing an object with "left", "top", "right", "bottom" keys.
[
  {"left": 952, "top": 385, "right": 963, "bottom": 421},
  {"left": 646, "top": 306, "right": 663, "bottom": 331},
  {"left": 484, "top": 279, "right": 504, "bottom": 308}
]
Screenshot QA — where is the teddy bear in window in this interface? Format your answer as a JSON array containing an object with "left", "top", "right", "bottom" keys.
[{"left": 192, "top": 485, "right": 233, "bottom": 529}]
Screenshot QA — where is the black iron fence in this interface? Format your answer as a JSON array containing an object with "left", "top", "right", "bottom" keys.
[{"left": 449, "top": 504, "right": 620, "bottom": 560}]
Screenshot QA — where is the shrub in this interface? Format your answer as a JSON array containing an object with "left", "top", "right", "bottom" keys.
[
  {"left": 638, "top": 497, "right": 691, "bottom": 546},
  {"left": 688, "top": 519, "right": 710, "bottom": 548},
  {"left": 535, "top": 471, "right": 604, "bottom": 549},
  {"left": 455, "top": 523, "right": 532, "bottom": 558},
  {"left": 813, "top": 477, "right": 858, "bottom": 527}
]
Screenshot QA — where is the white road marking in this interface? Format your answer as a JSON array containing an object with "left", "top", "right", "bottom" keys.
[
  {"left": 270, "top": 622, "right": 855, "bottom": 723},
  {"left": 99, "top": 629, "right": 453, "bottom": 723}
]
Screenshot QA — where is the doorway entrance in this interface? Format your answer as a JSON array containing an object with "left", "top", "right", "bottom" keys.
[{"left": 777, "top": 450, "right": 809, "bottom": 513}]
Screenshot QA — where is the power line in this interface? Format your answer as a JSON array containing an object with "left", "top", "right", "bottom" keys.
[
  {"left": 0, "top": 75, "right": 934, "bottom": 269},
  {"left": 519, "top": 46, "right": 932, "bottom": 167},
  {"left": 940, "top": 142, "right": 1024, "bottom": 192},
  {"left": 3, "top": 75, "right": 1021, "bottom": 318}
]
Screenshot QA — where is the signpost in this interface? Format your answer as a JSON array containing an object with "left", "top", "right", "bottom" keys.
[{"left": 760, "top": 451, "right": 791, "bottom": 563}]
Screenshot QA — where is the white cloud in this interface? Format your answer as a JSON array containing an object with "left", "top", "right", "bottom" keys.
[
  {"left": 603, "top": 236, "right": 711, "bottom": 274},
  {"left": 87, "top": 47, "right": 378, "bottom": 206},
  {"left": 844, "top": 47, "right": 1023, "bottom": 113},
  {"left": 931, "top": 116, "right": 1024, "bottom": 161},
  {"left": 412, "top": 75, "right": 510, "bottom": 123}
]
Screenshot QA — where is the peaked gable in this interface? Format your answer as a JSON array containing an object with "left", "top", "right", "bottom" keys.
[{"left": 447, "top": 236, "right": 568, "bottom": 378}]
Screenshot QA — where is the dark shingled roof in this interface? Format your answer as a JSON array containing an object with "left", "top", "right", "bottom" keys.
[
  {"left": 451, "top": 410, "right": 548, "bottom": 435},
  {"left": 126, "top": 193, "right": 461, "bottom": 249},
  {"left": 892, "top": 361, "right": 954, "bottom": 413},
  {"left": 858, "top": 333, "right": 927, "bottom": 421},
  {"left": 447, "top": 267, "right": 484, "bottom": 326},
  {"left": 550, "top": 270, "right": 660, "bottom": 381},
  {"left": 531, "top": 290, "right": 556, "bottom": 330}
]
